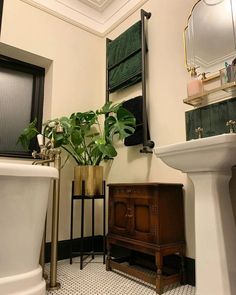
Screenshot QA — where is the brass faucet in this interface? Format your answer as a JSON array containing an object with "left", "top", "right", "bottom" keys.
[
  {"left": 195, "top": 127, "right": 203, "bottom": 139},
  {"left": 226, "top": 120, "right": 236, "bottom": 133}
]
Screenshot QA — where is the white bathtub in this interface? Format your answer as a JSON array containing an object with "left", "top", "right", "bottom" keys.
[{"left": 0, "top": 162, "right": 58, "bottom": 295}]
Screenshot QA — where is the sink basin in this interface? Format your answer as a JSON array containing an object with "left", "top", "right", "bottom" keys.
[
  {"left": 155, "top": 133, "right": 236, "bottom": 295},
  {"left": 155, "top": 133, "right": 236, "bottom": 172}
]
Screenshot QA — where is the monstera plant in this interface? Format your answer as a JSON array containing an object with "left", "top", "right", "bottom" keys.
[{"left": 18, "top": 101, "right": 136, "bottom": 195}]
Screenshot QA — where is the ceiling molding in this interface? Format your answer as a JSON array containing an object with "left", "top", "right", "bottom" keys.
[
  {"left": 78, "top": 0, "right": 113, "bottom": 12},
  {"left": 20, "top": 0, "right": 149, "bottom": 37}
]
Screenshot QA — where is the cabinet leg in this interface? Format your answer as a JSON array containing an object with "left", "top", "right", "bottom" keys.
[
  {"left": 80, "top": 197, "right": 85, "bottom": 270},
  {"left": 106, "top": 244, "right": 111, "bottom": 271},
  {"left": 70, "top": 194, "right": 74, "bottom": 265},
  {"left": 103, "top": 182, "right": 106, "bottom": 265},
  {"left": 155, "top": 252, "right": 163, "bottom": 294},
  {"left": 92, "top": 198, "right": 95, "bottom": 260},
  {"left": 180, "top": 247, "right": 186, "bottom": 285}
]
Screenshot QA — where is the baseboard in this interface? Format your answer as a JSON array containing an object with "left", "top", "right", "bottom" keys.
[
  {"left": 45, "top": 236, "right": 195, "bottom": 287},
  {"left": 45, "top": 235, "right": 104, "bottom": 263},
  {"left": 185, "top": 257, "right": 195, "bottom": 286}
]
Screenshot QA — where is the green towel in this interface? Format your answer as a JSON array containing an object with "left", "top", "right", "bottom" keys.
[{"left": 108, "top": 21, "right": 142, "bottom": 93}]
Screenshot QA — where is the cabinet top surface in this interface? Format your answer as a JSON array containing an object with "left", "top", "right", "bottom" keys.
[{"left": 107, "top": 182, "right": 183, "bottom": 187}]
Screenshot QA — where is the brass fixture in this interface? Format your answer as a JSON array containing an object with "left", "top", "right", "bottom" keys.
[
  {"left": 55, "top": 123, "right": 64, "bottom": 133},
  {"left": 32, "top": 123, "right": 62, "bottom": 291},
  {"left": 195, "top": 127, "right": 203, "bottom": 138},
  {"left": 198, "top": 72, "right": 210, "bottom": 81},
  {"left": 39, "top": 219, "right": 48, "bottom": 280},
  {"left": 226, "top": 120, "right": 236, "bottom": 133},
  {"left": 189, "top": 66, "right": 198, "bottom": 76}
]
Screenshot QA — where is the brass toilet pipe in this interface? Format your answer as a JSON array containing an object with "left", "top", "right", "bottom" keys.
[
  {"left": 47, "top": 151, "right": 61, "bottom": 290},
  {"left": 39, "top": 219, "right": 48, "bottom": 280},
  {"left": 32, "top": 129, "right": 62, "bottom": 291}
]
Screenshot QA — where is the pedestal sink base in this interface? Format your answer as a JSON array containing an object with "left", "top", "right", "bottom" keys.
[
  {"left": 155, "top": 134, "right": 236, "bottom": 295},
  {"left": 189, "top": 171, "right": 236, "bottom": 295}
]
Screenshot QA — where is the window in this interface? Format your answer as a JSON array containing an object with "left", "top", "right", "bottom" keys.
[
  {"left": 0, "top": 55, "right": 45, "bottom": 158},
  {"left": 0, "top": 0, "right": 3, "bottom": 35}
]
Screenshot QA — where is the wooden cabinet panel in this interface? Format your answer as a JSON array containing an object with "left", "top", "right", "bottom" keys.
[
  {"left": 109, "top": 196, "right": 130, "bottom": 235},
  {"left": 108, "top": 185, "right": 159, "bottom": 243},
  {"left": 129, "top": 196, "right": 157, "bottom": 243}
]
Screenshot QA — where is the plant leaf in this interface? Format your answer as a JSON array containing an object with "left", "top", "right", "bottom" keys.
[
  {"left": 97, "top": 101, "right": 121, "bottom": 115},
  {"left": 71, "top": 129, "right": 83, "bottom": 146},
  {"left": 17, "top": 118, "right": 38, "bottom": 150},
  {"left": 98, "top": 143, "right": 117, "bottom": 158},
  {"left": 105, "top": 107, "right": 136, "bottom": 141}
]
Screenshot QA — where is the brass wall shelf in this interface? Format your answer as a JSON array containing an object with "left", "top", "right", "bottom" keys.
[{"left": 183, "top": 81, "right": 236, "bottom": 107}]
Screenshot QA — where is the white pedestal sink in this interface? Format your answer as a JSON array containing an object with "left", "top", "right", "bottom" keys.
[{"left": 155, "top": 134, "right": 236, "bottom": 295}]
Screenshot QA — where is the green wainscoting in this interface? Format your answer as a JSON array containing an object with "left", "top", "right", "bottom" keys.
[{"left": 185, "top": 97, "right": 236, "bottom": 140}]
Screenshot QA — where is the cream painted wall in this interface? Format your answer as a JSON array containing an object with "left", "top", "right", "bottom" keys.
[
  {"left": 0, "top": 0, "right": 199, "bottom": 258},
  {"left": 0, "top": 0, "right": 105, "bottom": 242}
]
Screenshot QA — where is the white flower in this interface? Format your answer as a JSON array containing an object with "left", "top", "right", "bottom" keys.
[{"left": 48, "top": 121, "right": 56, "bottom": 128}]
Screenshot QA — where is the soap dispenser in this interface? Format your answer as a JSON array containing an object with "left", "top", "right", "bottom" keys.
[{"left": 187, "top": 67, "right": 203, "bottom": 97}]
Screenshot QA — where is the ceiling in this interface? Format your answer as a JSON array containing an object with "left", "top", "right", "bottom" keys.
[{"left": 21, "top": 0, "right": 149, "bottom": 36}]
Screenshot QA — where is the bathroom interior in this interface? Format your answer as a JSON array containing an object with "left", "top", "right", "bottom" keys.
[{"left": 1, "top": 0, "right": 236, "bottom": 294}]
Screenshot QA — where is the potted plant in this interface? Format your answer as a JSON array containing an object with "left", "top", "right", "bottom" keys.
[{"left": 18, "top": 101, "right": 136, "bottom": 196}]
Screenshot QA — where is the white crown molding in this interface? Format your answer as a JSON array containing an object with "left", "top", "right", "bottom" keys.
[
  {"left": 20, "top": 0, "right": 149, "bottom": 37},
  {"left": 195, "top": 51, "right": 236, "bottom": 68},
  {"left": 78, "top": 0, "right": 113, "bottom": 12}
]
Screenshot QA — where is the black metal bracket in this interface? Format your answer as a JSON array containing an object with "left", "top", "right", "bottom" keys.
[{"left": 140, "top": 9, "right": 155, "bottom": 154}]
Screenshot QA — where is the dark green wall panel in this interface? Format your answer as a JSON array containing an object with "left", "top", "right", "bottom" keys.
[{"left": 186, "top": 97, "right": 236, "bottom": 140}]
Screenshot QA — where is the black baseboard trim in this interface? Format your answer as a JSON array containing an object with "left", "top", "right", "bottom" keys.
[
  {"left": 45, "top": 235, "right": 104, "bottom": 263},
  {"left": 45, "top": 236, "right": 195, "bottom": 287},
  {"left": 185, "top": 257, "right": 195, "bottom": 286}
]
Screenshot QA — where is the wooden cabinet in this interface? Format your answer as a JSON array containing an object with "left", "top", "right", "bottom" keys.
[{"left": 106, "top": 183, "right": 186, "bottom": 294}]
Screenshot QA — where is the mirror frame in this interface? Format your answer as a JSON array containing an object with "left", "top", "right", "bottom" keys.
[
  {"left": 184, "top": 0, "right": 201, "bottom": 72},
  {"left": 183, "top": 0, "right": 226, "bottom": 81}
]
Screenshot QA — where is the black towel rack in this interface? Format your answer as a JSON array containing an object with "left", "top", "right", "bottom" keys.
[{"left": 106, "top": 9, "right": 155, "bottom": 154}]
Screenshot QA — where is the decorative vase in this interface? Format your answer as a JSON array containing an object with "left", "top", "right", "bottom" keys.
[{"left": 74, "top": 165, "right": 103, "bottom": 196}]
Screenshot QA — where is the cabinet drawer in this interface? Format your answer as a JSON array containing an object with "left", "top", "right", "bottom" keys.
[{"left": 110, "top": 186, "right": 153, "bottom": 199}]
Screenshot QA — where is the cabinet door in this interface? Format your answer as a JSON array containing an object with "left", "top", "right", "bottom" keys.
[
  {"left": 129, "top": 187, "right": 158, "bottom": 243},
  {"left": 108, "top": 193, "right": 131, "bottom": 236}
]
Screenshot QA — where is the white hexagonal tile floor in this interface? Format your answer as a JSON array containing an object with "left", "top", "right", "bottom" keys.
[{"left": 46, "top": 256, "right": 195, "bottom": 295}]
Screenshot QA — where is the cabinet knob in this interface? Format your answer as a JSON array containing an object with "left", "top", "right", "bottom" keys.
[
  {"left": 125, "top": 208, "right": 133, "bottom": 218},
  {"left": 226, "top": 120, "right": 236, "bottom": 133},
  {"left": 195, "top": 127, "right": 203, "bottom": 139}
]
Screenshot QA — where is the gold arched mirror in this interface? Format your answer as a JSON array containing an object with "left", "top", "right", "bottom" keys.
[{"left": 184, "top": 0, "right": 236, "bottom": 76}]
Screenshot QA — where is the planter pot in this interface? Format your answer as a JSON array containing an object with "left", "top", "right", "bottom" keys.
[{"left": 74, "top": 165, "right": 103, "bottom": 196}]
